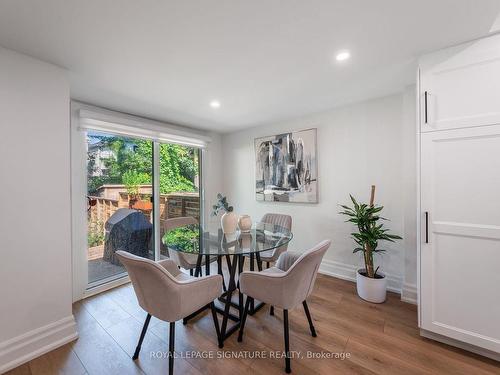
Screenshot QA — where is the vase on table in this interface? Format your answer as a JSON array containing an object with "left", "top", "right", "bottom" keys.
[
  {"left": 238, "top": 215, "right": 252, "bottom": 232},
  {"left": 221, "top": 211, "right": 238, "bottom": 234}
]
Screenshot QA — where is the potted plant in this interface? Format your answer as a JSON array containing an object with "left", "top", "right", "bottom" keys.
[
  {"left": 211, "top": 193, "right": 237, "bottom": 234},
  {"left": 132, "top": 198, "right": 153, "bottom": 212},
  {"left": 126, "top": 185, "right": 140, "bottom": 209},
  {"left": 133, "top": 194, "right": 153, "bottom": 212},
  {"left": 339, "top": 186, "right": 402, "bottom": 303},
  {"left": 123, "top": 171, "right": 150, "bottom": 209}
]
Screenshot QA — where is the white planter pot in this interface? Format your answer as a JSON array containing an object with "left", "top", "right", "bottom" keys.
[
  {"left": 238, "top": 215, "right": 252, "bottom": 232},
  {"left": 356, "top": 269, "right": 387, "bottom": 303},
  {"left": 221, "top": 211, "right": 238, "bottom": 234}
]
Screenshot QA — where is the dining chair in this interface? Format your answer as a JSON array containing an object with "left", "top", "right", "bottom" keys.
[
  {"left": 246, "top": 213, "right": 292, "bottom": 315},
  {"left": 237, "top": 239, "right": 331, "bottom": 373},
  {"left": 258, "top": 213, "right": 292, "bottom": 266},
  {"left": 164, "top": 216, "right": 217, "bottom": 276},
  {"left": 116, "top": 250, "right": 222, "bottom": 375}
]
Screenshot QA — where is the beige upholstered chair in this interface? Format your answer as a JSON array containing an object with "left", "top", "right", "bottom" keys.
[
  {"left": 253, "top": 213, "right": 292, "bottom": 315},
  {"left": 164, "top": 216, "right": 216, "bottom": 276},
  {"left": 238, "top": 240, "right": 331, "bottom": 373},
  {"left": 116, "top": 250, "right": 222, "bottom": 375},
  {"left": 258, "top": 213, "right": 292, "bottom": 265}
]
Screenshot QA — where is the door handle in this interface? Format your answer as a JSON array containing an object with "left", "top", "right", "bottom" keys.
[
  {"left": 424, "top": 91, "right": 428, "bottom": 124},
  {"left": 425, "top": 211, "right": 429, "bottom": 243}
]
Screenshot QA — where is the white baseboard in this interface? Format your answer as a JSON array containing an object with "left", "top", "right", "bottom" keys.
[
  {"left": 318, "top": 259, "right": 405, "bottom": 296},
  {"left": 0, "top": 315, "right": 78, "bottom": 374},
  {"left": 401, "top": 282, "right": 418, "bottom": 305}
]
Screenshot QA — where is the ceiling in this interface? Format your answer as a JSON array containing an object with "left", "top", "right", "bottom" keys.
[{"left": 0, "top": 1, "right": 499, "bottom": 133}]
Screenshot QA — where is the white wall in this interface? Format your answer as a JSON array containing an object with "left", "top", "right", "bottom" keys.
[
  {"left": 0, "top": 47, "right": 77, "bottom": 372},
  {"left": 222, "top": 93, "right": 417, "bottom": 298}
]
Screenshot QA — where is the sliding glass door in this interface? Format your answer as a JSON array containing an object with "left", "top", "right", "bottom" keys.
[
  {"left": 86, "top": 132, "right": 154, "bottom": 286},
  {"left": 85, "top": 131, "right": 201, "bottom": 288},
  {"left": 158, "top": 143, "right": 201, "bottom": 259}
]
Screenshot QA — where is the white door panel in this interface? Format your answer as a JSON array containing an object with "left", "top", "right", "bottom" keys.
[
  {"left": 432, "top": 234, "right": 500, "bottom": 346},
  {"left": 420, "top": 34, "right": 500, "bottom": 132},
  {"left": 421, "top": 125, "right": 500, "bottom": 353},
  {"left": 432, "top": 131, "right": 500, "bottom": 225}
]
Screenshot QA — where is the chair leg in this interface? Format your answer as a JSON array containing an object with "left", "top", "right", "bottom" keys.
[
  {"left": 195, "top": 254, "right": 203, "bottom": 277},
  {"left": 132, "top": 313, "right": 151, "bottom": 360},
  {"left": 302, "top": 300, "right": 317, "bottom": 337},
  {"left": 238, "top": 296, "right": 252, "bottom": 342},
  {"left": 205, "top": 254, "right": 210, "bottom": 276},
  {"left": 189, "top": 269, "right": 193, "bottom": 276},
  {"left": 210, "top": 302, "right": 222, "bottom": 347},
  {"left": 266, "top": 261, "right": 270, "bottom": 268},
  {"left": 169, "top": 322, "right": 175, "bottom": 375},
  {"left": 270, "top": 305, "right": 274, "bottom": 316},
  {"left": 256, "top": 252, "right": 263, "bottom": 271},
  {"left": 283, "top": 309, "right": 291, "bottom": 373}
]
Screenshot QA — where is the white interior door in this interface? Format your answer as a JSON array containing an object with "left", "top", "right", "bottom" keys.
[
  {"left": 420, "top": 33, "right": 500, "bottom": 132},
  {"left": 420, "top": 124, "right": 500, "bottom": 353}
]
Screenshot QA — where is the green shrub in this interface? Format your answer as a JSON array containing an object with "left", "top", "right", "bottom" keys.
[
  {"left": 162, "top": 225, "right": 199, "bottom": 253},
  {"left": 88, "top": 220, "right": 105, "bottom": 247},
  {"left": 123, "top": 170, "right": 151, "bottom": 196}
]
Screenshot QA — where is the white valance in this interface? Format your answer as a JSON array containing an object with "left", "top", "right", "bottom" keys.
[{"left": 78, "top": 107, "right": 210, "bottom": 148}]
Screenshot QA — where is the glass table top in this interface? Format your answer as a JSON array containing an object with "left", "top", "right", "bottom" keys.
[{"left": 163, "top": 221, "right": 293, "bottom": 255}]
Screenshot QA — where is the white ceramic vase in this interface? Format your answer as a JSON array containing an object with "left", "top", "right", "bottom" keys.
[
  {"left": 238, "top": 215, "right": 252, "bottom": 232},
  {"left": 356, "top": 269, "right": 387, "bottom": 303},
  {"left": 221, "top": 211, "right": 238, "bottom": 234}
]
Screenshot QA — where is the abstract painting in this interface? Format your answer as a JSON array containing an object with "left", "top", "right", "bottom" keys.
[{"left": 255, "top": 128, "right": 318, "bottom": 203}]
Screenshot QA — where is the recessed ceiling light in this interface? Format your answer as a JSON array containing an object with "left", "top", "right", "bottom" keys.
[
  {"left": 210, "top": 100, "right": 221, "bottom": 109},
  {"left": 335, "top": 51, "right": 351, "bottom": 62}
]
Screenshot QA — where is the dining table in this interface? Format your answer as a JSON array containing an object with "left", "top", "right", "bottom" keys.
[{"left": 166, "top": 221, "right": 293, "bottom": 347}]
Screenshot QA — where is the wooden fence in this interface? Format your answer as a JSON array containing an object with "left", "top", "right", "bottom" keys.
[{"left": 88, "top": 192, "right": 200, "bottom": 259}]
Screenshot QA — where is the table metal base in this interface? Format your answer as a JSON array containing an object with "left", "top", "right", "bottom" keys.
[{"left": 182, "top": 252, "right": 266, "bottom": 346}]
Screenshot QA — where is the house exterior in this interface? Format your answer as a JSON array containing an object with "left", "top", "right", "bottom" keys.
[{"left": 87, "top": 139, "right": 114, "bottom": 177}]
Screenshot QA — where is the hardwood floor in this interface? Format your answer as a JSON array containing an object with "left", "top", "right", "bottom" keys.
[{"left": 6, "top": 273, "right": 500, "bottom": 375}]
